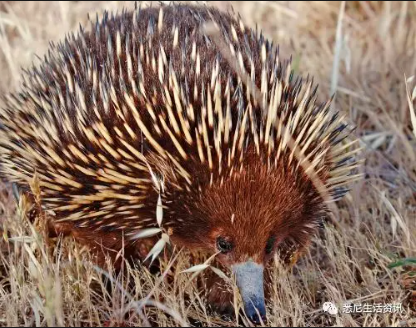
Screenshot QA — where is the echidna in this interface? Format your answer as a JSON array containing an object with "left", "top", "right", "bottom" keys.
[{"left": 0, "top": 3, "right": 360, "bottom": 324}]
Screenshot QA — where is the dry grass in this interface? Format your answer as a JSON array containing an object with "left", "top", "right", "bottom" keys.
[{"left": 0, "top": 1, "right": 415, "bottom": 327}]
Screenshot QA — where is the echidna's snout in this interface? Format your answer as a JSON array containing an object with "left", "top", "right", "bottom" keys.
[{"left": 232, "top": 261, "right": 266, "bottom": 324}]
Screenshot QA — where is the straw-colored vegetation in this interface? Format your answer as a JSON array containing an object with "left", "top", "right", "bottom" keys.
[{"left": 0, "top": 1, "right": 415, "bottom": 327}]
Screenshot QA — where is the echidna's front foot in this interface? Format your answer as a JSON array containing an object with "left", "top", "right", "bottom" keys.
[
  {"left": 12, "top": 182, "right": 20, "bottom": 203},
  {"left": 207, "top": 299, "right": 235, "bottom": 323},
  {"left": 204, "top": 277, "right": 235, "bottom": 321}
]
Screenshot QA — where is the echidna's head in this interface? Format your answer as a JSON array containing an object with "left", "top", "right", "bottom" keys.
[{"left": 167, "top": 148, "right": 327, "bottom": 323}]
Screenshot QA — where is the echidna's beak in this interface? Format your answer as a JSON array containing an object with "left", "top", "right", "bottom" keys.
[{"left": 232, "top": 261, "right": 266, "bottom": 324}]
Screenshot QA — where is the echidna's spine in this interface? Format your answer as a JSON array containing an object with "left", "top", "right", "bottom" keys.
[{"left": 0, "top": 3, "right": 360, "bottom": 238}]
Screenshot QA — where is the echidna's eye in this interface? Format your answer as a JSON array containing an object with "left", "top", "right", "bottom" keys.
[
  {"left": 265, "top": 236, "right": 276, "bottom": 254},
  {"left": 216, "top": 237, "right": 233, "bottom": 253}
]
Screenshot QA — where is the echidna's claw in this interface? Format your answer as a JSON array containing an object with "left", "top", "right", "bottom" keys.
[{"left": 12, "top": 183, "right": 20, "bottom": 203}]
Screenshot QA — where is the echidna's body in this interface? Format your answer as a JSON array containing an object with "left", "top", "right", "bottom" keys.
[{"left": 0, "top": 3, "right": 359, "bottom": 323}]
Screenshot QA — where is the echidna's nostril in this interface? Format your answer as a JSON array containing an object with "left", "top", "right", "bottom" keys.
[{"left": 245, "top": 300, "right": 267, "bottom": 325}]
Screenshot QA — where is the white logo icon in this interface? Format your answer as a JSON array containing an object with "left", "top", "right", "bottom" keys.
[{"left": 322, "top": 302, "right": 338, "bottom": 315}]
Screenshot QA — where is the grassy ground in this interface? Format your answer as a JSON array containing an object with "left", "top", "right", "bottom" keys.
[{"left": 0, "top": 1, "right": 415, "bottom": 327}]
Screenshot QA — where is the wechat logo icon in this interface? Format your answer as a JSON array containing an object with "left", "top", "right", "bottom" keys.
[{"left": 322, "top": 302, "right": 338, "bottom": 315}]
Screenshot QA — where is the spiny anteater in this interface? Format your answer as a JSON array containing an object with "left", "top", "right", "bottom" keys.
[{"left": 0, "top": 3, "right": 361, "bottom": 323}]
